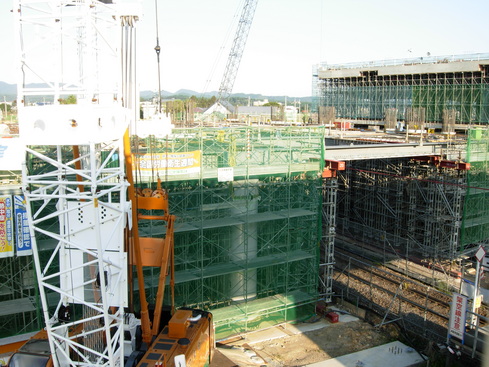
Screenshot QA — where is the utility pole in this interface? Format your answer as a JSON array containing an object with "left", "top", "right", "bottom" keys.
[
  {"left": 3, "top": 96, "right": 6, "bottom": 120},
  {"left": 472, "top": 245, "right": 486, "bottom": 327}
]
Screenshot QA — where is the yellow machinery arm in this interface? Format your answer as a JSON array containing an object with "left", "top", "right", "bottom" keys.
[
  {"left": 124, "top": 130, "right": 153, "bottom": 344},
  {"left": 122, "top": 132, "right": 215, "bottom": 367},
  {"left": 136, "top": 185, "right": 176, "bottom": 337},
  {"left": 123, "top": 129, "right": 177, "bottom": 343}
]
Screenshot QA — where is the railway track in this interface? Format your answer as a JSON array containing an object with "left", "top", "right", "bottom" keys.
[{"left": 333, "top": 247, "right": 451, "bottom": 341}]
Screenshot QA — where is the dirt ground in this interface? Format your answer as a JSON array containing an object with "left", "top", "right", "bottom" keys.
[{"left": 211, "top": 316, "right": 396, "bottom": 367}]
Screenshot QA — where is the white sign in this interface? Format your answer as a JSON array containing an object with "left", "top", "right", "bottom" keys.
[
  {"left": 449, "top": 293, "right": 467, "bottom": 341},
  {"left": 476, "top": 246, "right": 486, "bottom": 263},
  {"left": 0, "top": 138, "right": 25, "bottom": 170},
  {"left": 218, "top": 167, "right": 234, "bottom": 182}
]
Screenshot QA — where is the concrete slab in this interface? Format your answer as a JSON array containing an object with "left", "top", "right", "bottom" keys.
[
  {"left": 306, "top": 341, "right": 425, "bottom": 367},
  {"left": 241, "top": 326, "right": 290, "bottom": 345},
  {"left": 212, "top": 346, "right": 265, "bottom": 367},
  {"left": 283, "top": 319, "right": 333, "bottom": 335}
]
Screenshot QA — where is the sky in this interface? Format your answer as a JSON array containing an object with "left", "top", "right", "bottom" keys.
[{"left": 1, "top": 0, "right": 489, "bottom": 97}]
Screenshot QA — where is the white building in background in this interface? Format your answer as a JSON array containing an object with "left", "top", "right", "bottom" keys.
[
  {"left": 236, "top": 105, "right": 280, "bottom": 124},
  {"left": 203, "top": 101, "right": 234, "bottom": 117},
  {"left": 140, "top": 101, "right": 158, "bottom": 120},
  {"left": 253, "top": 99, "right": 269, "bottom": 107},
  {"left": 284, "top": 105, "right": 298, "bottom": 123}
]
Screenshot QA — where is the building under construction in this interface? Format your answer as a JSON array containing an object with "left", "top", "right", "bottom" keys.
[
  {"left": 1, "top": 53, "right": 489, "bottom": 349},
  {"left": 314, "top": 53, "right": 489, "bottom": 131},
  {"left": 131, "top": 127, "right": 326, "bottom": 339},
  {"left": 0, "top": 127, "right": 328, "bottom": 343},
  {"left": 315, "top": 53, "right": 489, "bottom": 264}
]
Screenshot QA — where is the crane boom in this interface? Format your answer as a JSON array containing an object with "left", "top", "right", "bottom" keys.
[{"left": 217, "top": 0, "right": 259, "bottom": 102}]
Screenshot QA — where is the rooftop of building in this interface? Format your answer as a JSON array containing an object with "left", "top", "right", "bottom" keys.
[
  {"left": 316, "top": 52, "right": 489, "bottom": 72},
  {"left": 316, "top": 52, "right": 489, "bottom": 79}
]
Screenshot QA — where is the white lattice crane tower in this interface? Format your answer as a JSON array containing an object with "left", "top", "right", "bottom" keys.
[
  {"left": 217, "top": 0, "right": 258, "bottom": 103},
  {"left": 15, "top": 1, "right": 141, "bottom": 366}
]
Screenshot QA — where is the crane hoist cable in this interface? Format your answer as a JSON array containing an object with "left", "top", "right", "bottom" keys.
[{"left": 154, "top": 0, "right": 162, "bottom": 114}]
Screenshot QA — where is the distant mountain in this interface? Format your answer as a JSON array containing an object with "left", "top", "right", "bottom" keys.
[
  {"left": 0, "top": 82, "right": 16, "bottom": 100},
  {"left": 174, "top": 88, "right": 201, "bottom": 96},
  {"left": 0, "top": 82, "right": 51, "bottom": 97},
  {"left": 0, "top": 82, "right": 313, "bottom": 103},
  {"left": 140, "top": 88, "right": 313, "bottom": 103},
  {"left": 231, "top": 92, "right": 313, "bottom": 104},
  {"left": 140, "top": 89, "right": 174, "bottom": 100}
]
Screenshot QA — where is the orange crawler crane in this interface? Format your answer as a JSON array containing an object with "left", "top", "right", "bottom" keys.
[{"left": 124, "top": 132, "right": 214, "bottom": 367}]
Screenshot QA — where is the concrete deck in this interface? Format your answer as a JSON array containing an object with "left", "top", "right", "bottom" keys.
[{"left": 306, "top": 340, "right": 426, "bottom": 367}]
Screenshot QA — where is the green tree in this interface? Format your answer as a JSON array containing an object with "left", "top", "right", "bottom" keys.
[
  {"left": 0, "top": 103, "right": 11, "bottom": 114},
  {"left": 59, "top": 95, "right": 77, "bottom": 104},
  {"left": 192, "top": 95, "right": 217, "bottom": 109}
]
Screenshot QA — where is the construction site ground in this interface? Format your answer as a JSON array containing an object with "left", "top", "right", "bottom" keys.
[{"left": 210, "top": 307, "right": 399, "bottom": 367}]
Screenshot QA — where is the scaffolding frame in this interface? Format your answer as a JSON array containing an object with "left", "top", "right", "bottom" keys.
[
  {"left": 319, "top": 177, "right": 336, "bottom": 301},
  {"left": 132, "top": 126, "right": 325, "bottom": 338},
  {"left": 0, "top": 255, "right": 40, "bottom": 338},
  {"left": 315, "top": 55, "right": 489, "bottom": 129},
  {"left": 461, "top": 128, "right": 489, "bottom": 247},
  {"left": 336, "top": 156, "right": 467, "bottom": 261}
]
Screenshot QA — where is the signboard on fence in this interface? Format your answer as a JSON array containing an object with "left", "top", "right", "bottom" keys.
[
  {"left": 0, "top": 195, "right": 14, "bottom": 258},
  {"left": 449, "top": 293, "right": 468, "bottom": 341},
  {"left": 218, "top": 167, "right": 234, "bottom": 182},
  {"left": 14, "top": 195, "right": 32, "bottom": 256},
  {"left": 135, "top": 151, "right": 201, "bottom": 177}
]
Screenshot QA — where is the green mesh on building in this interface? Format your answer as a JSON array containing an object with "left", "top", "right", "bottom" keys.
[
  {"left": 412, "top": 85, "right": 489, "bottom": 124},
  {"left": 461, "top": 128, "right": 489, "bottom": 247},
  {"left": 321, "top": 85, "right": 413, "bottom": 121},
  {"left": 0, "top": 127, "right": 325, "bottom": 340},
  {"left": 318, "top": 76, "right": 489, "bottom": 124},
  {"left": 0, "top": 256, "right": 41, "bottom": 339},
  {"left": 133, "top": 126, "right": 325, "bottom": 338}
]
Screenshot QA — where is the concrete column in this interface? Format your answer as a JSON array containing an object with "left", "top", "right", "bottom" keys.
[{"left": 229, "top": 181, "right": 258, "bottom": 302}]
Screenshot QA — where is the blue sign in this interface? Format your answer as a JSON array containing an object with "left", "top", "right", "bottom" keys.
[
  {"left": 14, "top": 195, "right": 32, "bottom": 256},
  {"left": 0, "top": 145, "right": 8, "bottom": 158}
]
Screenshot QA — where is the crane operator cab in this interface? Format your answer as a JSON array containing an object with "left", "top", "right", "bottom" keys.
[{"left": 7, "top": 330, "right": 52, "bottom": 367}]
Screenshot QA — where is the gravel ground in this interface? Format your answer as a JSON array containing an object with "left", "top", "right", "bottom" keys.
[{"left": 212, "top": 315, "right": 395, "bottom": 367}]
